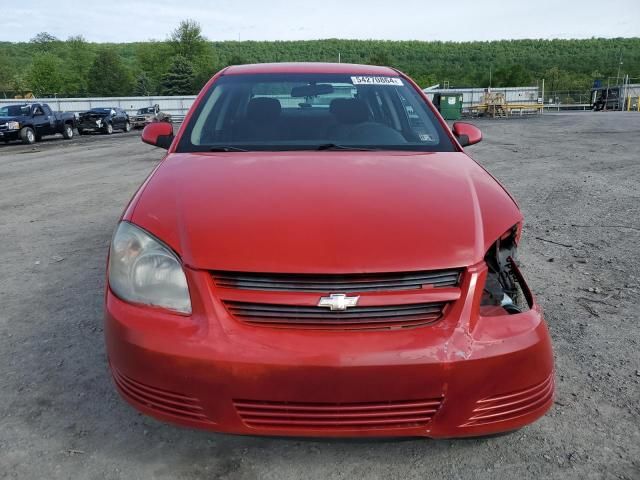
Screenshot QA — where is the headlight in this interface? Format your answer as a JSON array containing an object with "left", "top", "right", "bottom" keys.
[
  {"left": 96, "top": 119, "right": 102, "bottom": 126},
  {"left": 7, "top": 121, "right": 20, "bottom": 130},
  {"left": 108, "top": 222, "right": 191, "bottom": 314}
]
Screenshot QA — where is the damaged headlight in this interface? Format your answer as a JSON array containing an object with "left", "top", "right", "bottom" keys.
[
  {"left": 96, "top": 119, "right": 102, "bottom": 126},
  {"left": 108, "top": 222, "right": 191, "bottom": 314},
  {"left": 481, "top": 224, "right": 531, "bottom": 315}
]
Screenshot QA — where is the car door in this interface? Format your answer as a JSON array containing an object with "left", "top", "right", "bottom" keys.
[
  {"left": 41, "top": 105, "right": 56, "bottom": 134},
  {"left": 109, "top": 109, "right": 119, "bottom": 129},
  {"left": 31, "top": 105, "right": 50, "bottom": 137},
  {"left": 119, "top": 109, "right": 128, "bottom": 128}
]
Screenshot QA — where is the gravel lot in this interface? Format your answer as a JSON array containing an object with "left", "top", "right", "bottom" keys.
[{"left": 0, "top": 113, "right": 638, "bottom": 480}]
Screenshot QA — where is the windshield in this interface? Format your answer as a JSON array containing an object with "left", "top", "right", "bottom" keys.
[
  {"left": 0, "top": 105, "right": 30, "bottom": 117},
  {"left": 137, "top": 107, "right": 155, "bottom": 114},
  {"left": 177, "top": 73, "right": 455, "bottom": 152}
]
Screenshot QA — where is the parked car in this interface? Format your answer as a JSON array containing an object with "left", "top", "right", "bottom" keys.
[
  {"left": 105, "top": 63, "right": 554, "bottom": 439},
  {"left": 78, "top": 107, "right": 130, "bottom": 135},
  {"left": 0, "top": 103, "right": 76, "bottom": 144},
  {"left": 131, "top": 104, "right": 171, "bottom": 129}
]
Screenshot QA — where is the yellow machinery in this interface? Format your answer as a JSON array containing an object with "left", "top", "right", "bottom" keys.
[{"left": 470, "top": 92, "right": 544, "bottom": 118}]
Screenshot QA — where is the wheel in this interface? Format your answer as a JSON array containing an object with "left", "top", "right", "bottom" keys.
[
  {"left": 20, "top": 127, "right": 36, "bottom": 145},
  {"left": 124, "top": 121, "right": 131, "bottom": 133},
  {"left": 104, "top": 123, "right": 113, "bottom": 135},
  {"left": 62, "top": 123, "right": 74, "bottom": 139}
]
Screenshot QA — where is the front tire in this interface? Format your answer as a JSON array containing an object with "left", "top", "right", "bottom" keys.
[
  {"left": 124, "top": 121, "right": 131, "bottom": 133},
  {"left": 20, "top": 127, "right": 36, "bottom": 145},
  {"left": 104, "top": 123, "right": 113, "bottom": 135},
  {"left": 63, "top": 124, "right": 74, "bottom": 139}
]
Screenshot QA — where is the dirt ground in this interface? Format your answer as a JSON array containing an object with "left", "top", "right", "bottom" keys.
[{"left": 0, "top": 113, "right": 638, "bottom": 480}]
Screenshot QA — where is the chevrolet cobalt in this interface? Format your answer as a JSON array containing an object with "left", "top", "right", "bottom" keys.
[{"left": 105, "top": 63, "right": 554, "bottom": 437}]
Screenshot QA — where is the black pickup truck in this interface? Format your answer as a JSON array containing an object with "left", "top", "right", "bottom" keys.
[{"left": 0, "top": 103, "right": 77, "bottom": 145}]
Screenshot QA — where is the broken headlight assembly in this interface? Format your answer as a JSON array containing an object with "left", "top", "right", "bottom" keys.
[{"left": 481, "top": 224, "right": 532, "bottom": 316}]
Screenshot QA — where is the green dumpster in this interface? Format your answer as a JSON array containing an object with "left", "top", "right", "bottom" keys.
[{"left": 439, "top": 93, "right": 463, "bottom": 120}]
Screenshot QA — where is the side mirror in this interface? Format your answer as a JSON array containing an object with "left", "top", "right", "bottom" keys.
[
  {"left": 452, "top": 122, "right": 482, "bottom": 147},
  {"left": 142, "top": 122, "right": 174, "bottom": 149}
]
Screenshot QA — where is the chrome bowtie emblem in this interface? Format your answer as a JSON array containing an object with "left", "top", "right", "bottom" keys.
[{"left": 317, "top": 293, "right": 360, "bottom": 311}]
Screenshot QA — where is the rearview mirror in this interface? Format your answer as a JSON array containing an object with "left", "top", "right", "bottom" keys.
[
  {"left": 452, "top": 122, "right": 482, "bottom": 147},
  {"left": 142, "top": 122, "right": 174, "bottom": 149},
  {"left": 291, "top": 84, "right": 334, "bottom": 98}
]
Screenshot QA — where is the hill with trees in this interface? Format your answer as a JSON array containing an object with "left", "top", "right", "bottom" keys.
[{"left": 0, "top": 20, "right": 638, "bottom": 98}]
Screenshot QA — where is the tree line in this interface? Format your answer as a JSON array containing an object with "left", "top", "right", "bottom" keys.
[{"left": 0, "top": 20, "right": 638, "bottom": 98}]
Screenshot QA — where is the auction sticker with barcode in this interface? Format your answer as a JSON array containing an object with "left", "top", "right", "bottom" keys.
[{"left": 351, "top": 76, "right": 403, "bottom": 86}]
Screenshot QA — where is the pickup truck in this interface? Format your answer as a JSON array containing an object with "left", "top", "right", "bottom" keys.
[
  {"left": 0, "top": 103, "right": 77, "bottom": 145},
  {"left": 131, "top": 104, "right": 172, "bottom": 129}
]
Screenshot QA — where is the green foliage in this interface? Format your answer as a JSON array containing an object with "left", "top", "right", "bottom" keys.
[
  {"left": 87, "top": 48, "right": 133, "bottom": 96},
  {"left": 30, "top": 32, "right": 60, "bottom": 53},
  {"left": 133, "top": 72, "right": 153, "bottom": 96},
  {"left": 169, "top": 19, "right": 207, "bottom": 62},
  {"left": 1, "top": 34, "right": 639, "bottom": 98},
  {"left": 28, "top": 53, "right": 64, "bottom": 96},
  {"left": 135, "top": 41, "right": 173, "bottom": 94},
  {"left": 63, "top": 35, "right": 93, "bottom": 95},
  {"left": 160, "top": 55, "right": 194, "bottom": 95}
]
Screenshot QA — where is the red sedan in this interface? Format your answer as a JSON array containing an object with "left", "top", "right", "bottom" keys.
[{"left": 105, "top": 63, "right": 554, "bottom": 438}]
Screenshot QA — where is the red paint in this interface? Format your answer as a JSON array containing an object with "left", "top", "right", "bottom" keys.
[
  {"left": 452, "top": 122, "right": 483, "bottom": 146},
  {"left": 141, "top": 121, "right": 173, "bottom": 147},
  {"left": 105, "top": 63, "right": 554, "bottom": 437}
]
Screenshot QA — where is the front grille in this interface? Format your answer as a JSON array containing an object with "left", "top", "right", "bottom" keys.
[
  {"left": 234, "top": 397, "right": 443, "bottom": 430},
  {"left": 224, "top": 300, "right": 446, "bottom": 329},
  {"left": 111, "top": 367, "right": 211, "bottom": 423},
  {"left": 212, "top": 269, "right": 461, "bottom": 293},
  {"left": 462, "top": 374, "right": 554, "bottom": 427}
]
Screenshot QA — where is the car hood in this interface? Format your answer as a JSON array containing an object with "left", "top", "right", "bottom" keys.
[
  {"left": 127, "top": 151, "right": 522, "bottom": 273},
  {"left": 0, "top": 115, "right": 28, "bottom": 123},
  {"left": 80, "top": 111, "right": 109, "bottom": 118}
]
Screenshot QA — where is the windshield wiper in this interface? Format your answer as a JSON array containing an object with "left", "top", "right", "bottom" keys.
[
  {"left": 316, "top": 143, "right": 377, "bottom": 151},
  {"left": 209, "top": 146, "right": 249, "bottom": 152}
]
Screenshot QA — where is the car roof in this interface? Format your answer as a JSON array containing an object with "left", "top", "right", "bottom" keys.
[{"left": 223, "top": 62, "right": 399, "bottom": 76}]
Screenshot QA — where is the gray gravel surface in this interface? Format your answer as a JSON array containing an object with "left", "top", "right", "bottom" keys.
[{"left": 0, "top": 113, "right": 638, "bottom": 479}]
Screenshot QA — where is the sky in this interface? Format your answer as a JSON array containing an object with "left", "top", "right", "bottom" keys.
[{"left": 2, "top": 0, "right": 639, "bottom": 43}]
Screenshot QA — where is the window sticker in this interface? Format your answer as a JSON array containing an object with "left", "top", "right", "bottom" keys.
[{"left": 351, "top": 76, "right": 404, "bottom": 86}]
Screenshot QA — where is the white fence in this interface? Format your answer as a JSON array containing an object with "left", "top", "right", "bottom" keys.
[{"left": 0, "top": 96, "right": 197, "bottom": 120}]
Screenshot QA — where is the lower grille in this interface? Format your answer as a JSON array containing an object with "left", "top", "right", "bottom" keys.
[
  {"left": 224, "top": 300, "right": 446, "bottom": 330},
  {"left": 234, "top": 398, "right": 443, "bottom": 430},
  {"left": 462, "top": 374, "right": 554, "bottom": 427},
  {"left": 111, "top": 367, "right": 211, "bottom": 423},
  {"left": 212, "top": 269, "right": 461, "bottom": 292}
]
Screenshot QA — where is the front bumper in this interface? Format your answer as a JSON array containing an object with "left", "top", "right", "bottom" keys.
[
  {"left": 0, "top": 129, "right": 20, "bottom": 141},
  {"left": 78, "top": 120, "right": 106, "bottom": 131},
  {"left": 131, "top": 118, "right": 150, "bottom": 128},
  {"left": 105, "top": 263, "right": 554, "bottom": 438}
]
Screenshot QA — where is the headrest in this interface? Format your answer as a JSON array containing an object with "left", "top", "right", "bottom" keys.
[
  {"left": 329, "top": 98, "right": 369, "bottom": 124},
  {"left": 247, "top": 97, "right": 281, "bottom": 122}
]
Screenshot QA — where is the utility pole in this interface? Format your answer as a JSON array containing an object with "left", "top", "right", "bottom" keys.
[
  {"left": 338, "top": 52, "right": 341, "bottom": 63},
  {"left": 616, "top": 49, "right": 623, "bottom": 86}
]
